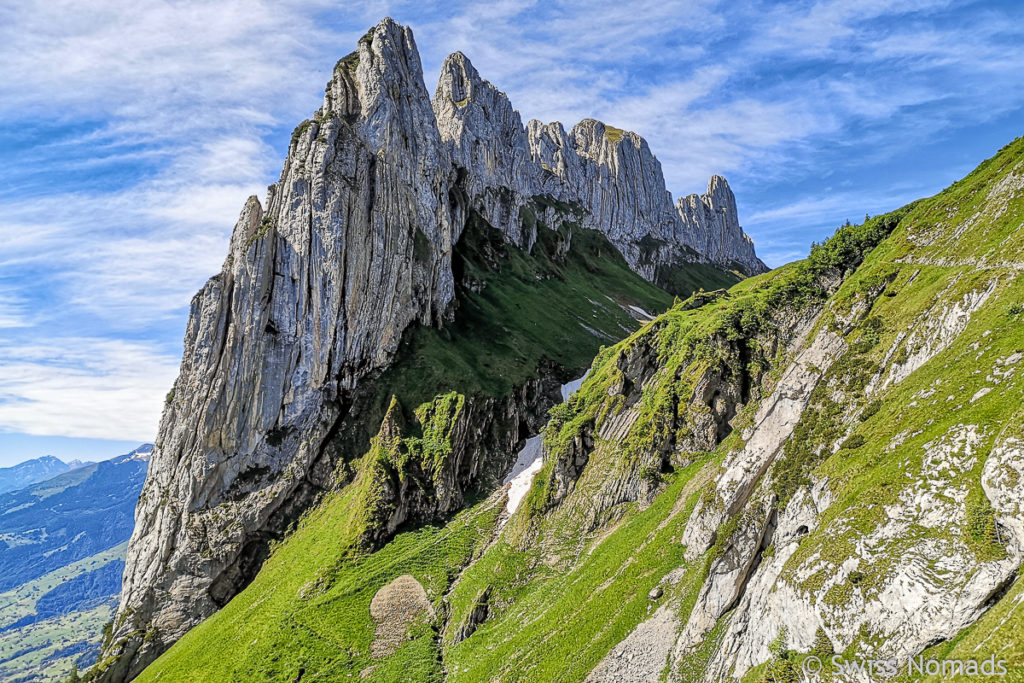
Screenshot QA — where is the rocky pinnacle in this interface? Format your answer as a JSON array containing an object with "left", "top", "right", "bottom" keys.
[{"left": 97, "top": 17, "right": 768, "bottom": 681}]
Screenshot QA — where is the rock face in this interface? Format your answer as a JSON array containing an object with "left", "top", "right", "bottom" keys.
[
  {"left": 433, "top": 51, "right": 537, "bottom": 248},
  {"left": 677, "top": 175, "right": 767, "bottom": 276},
  {"left": 433, "top": 54, "right": 768, "bottom": 280},
  {"left": 488, "top": 141, "right": 1024, "bottom": 682},
  {"left": 528, "top": 120, "right": 767, "bottom": 280},
  {"left": 97, "top": 17, "right": 767, "bottom": 681},
  {"left": 358, "top": 378, "right": 562, "bottom": 549},
  {"left": 99, "top": 20, "right": 458, "bottom": 681}
]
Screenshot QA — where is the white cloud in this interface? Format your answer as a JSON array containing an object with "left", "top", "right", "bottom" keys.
[
  {"left": 0, "top": 0, "right": 1022, "bottom": 442},
  {"left": 0, "top": 338, "right": 179, "bottom": 441},
  {"left": 0, "top": 288, "right": 33, "bottom": 330}
]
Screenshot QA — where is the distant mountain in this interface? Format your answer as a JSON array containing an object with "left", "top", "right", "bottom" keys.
[
  {"left": 0, "top": 444, "right": 151, "bottom": 592},
  {"left": 0, "top": 444, "right": 151, "bottom": 682},
  {"left": 0, "top": 456, "right": 73, "bottom": 495},
  {"left": 66, "top": 459, "right": 96, "bottom": 470}
]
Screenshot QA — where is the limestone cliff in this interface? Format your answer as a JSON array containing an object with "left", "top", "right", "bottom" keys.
[
  {"left": 433, "top": 52, "right": 767, "bottom": 280},
  {"left": 677, "top": 175, "right": 767, "bottom": 276},
  {"left": 528, "top": 118, "right": 768, "bottom": 282},
  {"left": 99, "top": 20, "right": 460, "bottom": 680},
  {"left": 438, "top": 138, "right": 1024, "bottom": 682},
  {"left": 95, "top": 17, "right": 767, "bottom": 681}
]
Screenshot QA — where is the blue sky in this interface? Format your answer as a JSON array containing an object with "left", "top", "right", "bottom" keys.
[{"left": 0, "top": 0, "right": 1021, "bottom": 467}]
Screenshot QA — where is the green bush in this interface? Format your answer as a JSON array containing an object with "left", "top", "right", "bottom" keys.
[
  {"left": 859, "top": 399, "right": 882, "bottom": 421},
  {"left": 841, "top": 434, "right": 866, "bottom": 450},
  {"left": 290, "top": 119, "right": 312, "bottom": 147},
  {"left": 964, "top": 489, "right": 1007, "bottom": 561},
  {"left": 811, "top": 627, "right": 834, "bottom": 657}
]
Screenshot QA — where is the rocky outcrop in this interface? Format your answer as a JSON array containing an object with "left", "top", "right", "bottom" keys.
[
  {"left": 679, "top": 324, "right": 845, "bottom": 562},
  {"left": 433, "top": 52, "right": 537, "bottom": 248},
  {"left": 527, "top": 119, "right": 768, "bottom": 281},
  {"left": 369, "top": 574, "right": 434, "bottom": 658},
  {"left": 676, "top": 323, "right": 846, "bottom": 654},
  {"left": 451, "top": 586, "right": 492, "bottom": 644},
  {"left": 97, "top": 17, "right": 768, "bottom": 681},
  {"left": 677, "top": 175, "right": 767, "bottom": 276},
  {"left": 539, "top": 279, "right": 832, "bottom": 539},
  {"left": 360, "top": 376, "right": 562, "bottom": 548}
]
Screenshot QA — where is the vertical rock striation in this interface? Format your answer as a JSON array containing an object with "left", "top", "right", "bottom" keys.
[
  {"left": 677, "top": 175, "right": 767, "bottom": 276},
  {"left": 101, "top": 19, "right": 461, "bottom": 681},
  {"left": 526, "top": 118, "right": 768, "bottom": 281},
  {"left": 98, "top": 17, "right": 768, "bottom": 680},
  {"left": 433, "top": 51, "right": 538, "bottom": 248}
]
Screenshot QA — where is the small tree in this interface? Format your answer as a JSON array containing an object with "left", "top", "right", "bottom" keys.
[
  {"left": 101, "top": 620, "right": 114, "bottom": 649},
  {"left": 811, "top": 626, "right": 834, "bottom": 657},
  {"left": 761, "top": 628, "right": 800, "bottom": 683}
]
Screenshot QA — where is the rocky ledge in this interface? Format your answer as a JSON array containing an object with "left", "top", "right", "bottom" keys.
[{"left": 95, "top": 17, "right": 767, "bottom": 681}]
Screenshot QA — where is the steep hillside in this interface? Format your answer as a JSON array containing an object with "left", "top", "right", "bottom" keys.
[
  {"left": 94, "top": 18, "right": 762, "bottom": 681},
  {"left": 130, "top": 137, "right": 1024, "bottom": 681},
  {"left": 434, "top": 136, "right": 1024, "bottom": 682}
]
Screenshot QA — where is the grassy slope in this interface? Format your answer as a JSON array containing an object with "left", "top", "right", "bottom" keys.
[
  {"left": 134, "top": 212, "right": 736, "bottom": 681},
  {"left": 443, "top": 451, "right": 728, "bottom": 682},
  {"left": 136, "top": 481, "right": 502, "bottom": 682},
  {"left": 436, "top": 246, "right": 891, "bottom": 681},
  {"left": 437, "top": 207, "right": 917, "bottom": 682},
  {"left": 445, "top": 138, "right": 1024, "bottom": 681},
  {"left": 372, "top": 215, "right": 678, "bottom": 410},
  {"left": 856, "top": 139, "right": 1024, "bottom": 681}
]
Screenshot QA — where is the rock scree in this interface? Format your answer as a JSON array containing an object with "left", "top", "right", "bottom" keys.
[{"left": 369, "top": 574, "right": 434, "bottom": 658}]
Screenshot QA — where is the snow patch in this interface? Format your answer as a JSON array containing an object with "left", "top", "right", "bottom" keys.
[
  {"left": 502, "top": 372, "right": 589, "bottom": 520},
  {"left": 504, "top": 443, "right": 543, "bottom": 518},
  {"left": 628, "top": 304, "right": 654, "bottom": 320},
  {"left": 561, "top": 369, "right": 590, "bottom": 402}
]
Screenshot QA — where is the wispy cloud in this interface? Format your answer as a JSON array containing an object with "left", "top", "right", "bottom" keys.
[
  {"left": 399, "top": 0, "right": 1024, "bottom": 234},
  {"left": 0, "top": 0, "right": 1021, "bottom": 445},
  {"left": 0, "top": 1, "right": 355, "bottom": 442},
  {"left": 0, "top": 338, "right": 179, "bottom": 441},
  {"left": 0, "top": 287, "right": 34, "bottom": 330}
]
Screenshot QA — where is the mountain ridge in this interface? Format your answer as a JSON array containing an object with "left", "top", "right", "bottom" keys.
[
  {"left": 128, "top": 137, "right": 1024, "bottom": 682},
  {"left": 94, "top": 17, "right": 766, "bottom": 681},
  {"left": 0, "top": 444, "right": 151, "bottom": 683},
  {"left": 0, "top": 456, "right": 76, "bottom": 496}
]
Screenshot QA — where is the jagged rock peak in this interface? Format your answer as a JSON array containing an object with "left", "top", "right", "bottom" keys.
[
  {"left": 676, "top": 175, "right": 768, "bottom": 275},
  {"left": 433, "top": 50, "right": 536, "bottom": 246},
  {"left": 98, "top": 17, "right": 460, "bottom": 682},
  {"left": 435, "top": 51, "right": 486, "bottom": 102},
  {"left": 572, "top": 118, "right": 648, "bottom": 157},
  {"left": 431, "top": 52, "right": 767, "bottom": 276},
  {"left": 96, "top": 19, "right": 770, "bottom": 682},
  {"left": 322, "top": 17, "right": 439, "bottom": 158}
]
